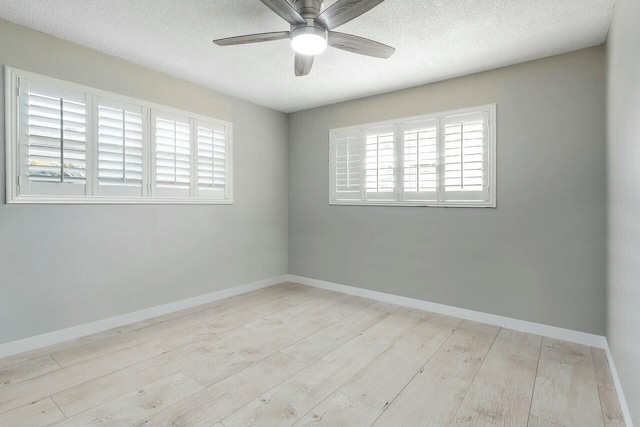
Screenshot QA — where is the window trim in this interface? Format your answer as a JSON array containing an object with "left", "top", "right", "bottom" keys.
[
  {"left": 5, "top": 66, "right": 233, "bottom": 205},
  {"left": 329, "top": 104, "right": 497, "bottom": 208}
]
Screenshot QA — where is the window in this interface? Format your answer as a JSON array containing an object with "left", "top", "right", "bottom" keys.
[
  {"left": 330, "top": 105, "right": 496, "bottom": 207},
  {"left": 6, "top": 67, "right": 233, "bottom": 204}
]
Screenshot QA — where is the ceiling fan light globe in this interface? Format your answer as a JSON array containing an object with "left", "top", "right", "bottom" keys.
[{"left": 290, "top": 26, "right": 327, "bottom": 56}]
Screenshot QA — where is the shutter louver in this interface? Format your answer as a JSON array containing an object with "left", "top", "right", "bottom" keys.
[
  {"left": 365, "top": 126, "right": 396, "bottom": 200},
  {"left": 402, "top": 120, "right": 437, "bottom": 201},
  {"left": 443, "top": 112, "right": 487, "bottom": 201},
  {"left": 97, "top": 101, "right": 144, "bottom": 196},
  {"left": 332, "top": 129, "right": 363, "bottom": 201},
  {"left": 196, "top": 122, "right": 227, "bottom": 199},
  {"left": 153, "top": 113, "right": 191, "bottom": 197},
  {"left": 28, "top": 94, "right": 87, "bottom": 183},
  {"left": 22, "top": 80, "right": 87, "bottom": 196},
  {"left": 197, "top": 126, "right": 225, "bottom": 188}
]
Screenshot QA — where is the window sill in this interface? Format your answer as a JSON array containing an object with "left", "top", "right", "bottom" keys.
[
  {"left": 329, "top": 200, "right": 496, "bottom": 208},
  {"left": 7, "top": 195, "right": 234, "bottom": 205}
]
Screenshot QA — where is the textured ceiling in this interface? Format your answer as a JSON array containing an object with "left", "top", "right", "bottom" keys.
[{"left": 0, "top": 0, "right": 614, "bottom": 112}]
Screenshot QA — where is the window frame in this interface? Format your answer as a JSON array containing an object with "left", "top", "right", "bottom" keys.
[
  {"left": 329, "top": 104, "right": 497, "bottom": 208},
  {"left": 5, "top": 67, "right": 233, "bottom": 205}
]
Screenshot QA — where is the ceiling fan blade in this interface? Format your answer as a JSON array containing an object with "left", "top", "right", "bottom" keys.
[
  {"left": 259, "top": 0, "right": 306, "bottom": 25},
  {"left": 316, "top": 0, "right": 386, "bottom": 30},
  {"left": 328, "top": 31, "right": 395, "bottom": 58},
  {"left": 294, "top": 54, "right": 314, "bottom": 76},
  {"left": 213, "top": 31, "right": 291, "bottom": 46}
]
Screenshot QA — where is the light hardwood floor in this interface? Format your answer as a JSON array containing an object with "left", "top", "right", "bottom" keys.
[{"left": 0, "top": 282, "right": 625, "bottom": 427}]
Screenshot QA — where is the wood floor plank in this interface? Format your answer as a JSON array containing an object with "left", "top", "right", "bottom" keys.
[
  {"left": 530, "top": 338, "right": 604, "bottom": 427},
  {"left": 492, "top": 328, "right": 542, "bottom": 361},
  {"left": 0, "top": 355, "right": 61, "bottom": 388},
  {"left": 219, "top": 308, "right": 421, "bottom": 427},
  {"left": 0, "top": 340, "right": 172, "bottom": 415},
  {"left": 51, "top": 326, "right": 268, "bottom": 417},
  {"left": 178, "top": 326, "right": 311, "bottom": 387},
  {"left": 240, "top": 310, "right": 329, "bottom": 338},
  {"left": 50, "top": 285, "right": 296, "bottom": 364},
  {"left": 0, "top": 283, "right": 296, "bottom": 370},
  {"left": 239, "top": 289, "right": 367, "bottom": 332},
  {"left": 181, "top": 294, "right": 374, "bottom": 387},
  {"left": 179, "top": 313, "right": 333, "bottom": 387},
  {"left": 0, "top": 353, "right": 43, "bottom": 371},
  {"left": 305, "top": 295, "right": 376, "bottom": 323},
  {"left": 591, "top": 347, "right": 616, "bottom": 389},
  {"left": 51, "top": 361, "right": 170, "bottom": 417},
  {"left": 528, "top": 415, "right": 565, "bottom": 427},
  {"left": 131, "top": 353, "right": 306, "bottom": 427},
  {"left": 220, "top": 335, "right": 390, "bottom": 427},
  {"left": 340, "top": 316, "right": 455, "bottom": 409},
  {"left": 281, "top": 307, "right": 389, "bottom": 363},
  {"left": 425, "top": 312, "right": 464, "bottom": 329},
  {"left": 598, "top": 385, "right": 625, "bottom": 427},
  {"left": 51, "top": 373, "right": 203, "bottom": 427},
  {"left": 292, "top": 392, "right": 382, "bottom": 427},
  {"left": 424, "top": 320, "right": 500, "bottom": 382},
  {"left": 50, "top": 285, "right": 318, "bottom": 367},
  {"left": 273, "top": 291, "right": 354, "bottom": 320},
  {"left": 0, "top": 397, "right": 65, "bottom": 427},
  {"left": 65, "top": 293, "right": 328, "bottom": 410},
  {"left": 358, "top": 307, "right": 429, "bottom": 346},
  {"left": 369, "top": 301, "right": 402, "bottom": 313},
  {"left": 452, "top": 349, "right": 538, "bottom": 426},
  {"left": 370, "top": 320, "right": 497, "bottom": 426},
  {"left": 372, "top": 368, "right": 471, "bottom": 426},
  {"left": 157, "top": 287, "right": 325, "bottom": 349}
]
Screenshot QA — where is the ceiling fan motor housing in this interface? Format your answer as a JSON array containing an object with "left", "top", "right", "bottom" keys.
[
  {"left": 291, "top": 0, "right": 327, "bottom": 46},
  {"left": 290, "top": 24, "right": 327, "bottom": 41},
  {"left": 293, "top": 0, "right": 324, "bottom": 19}
]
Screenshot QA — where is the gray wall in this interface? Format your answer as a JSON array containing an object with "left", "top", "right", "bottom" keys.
[
  {"left": 606, "top": 0, "right": 640, "bottom": 422},
  {"left": 0, "top": 20, "right": 289, "bottom": 344},
  {"left": 289, "top": 47, "right": 606, "bottom": 335}
]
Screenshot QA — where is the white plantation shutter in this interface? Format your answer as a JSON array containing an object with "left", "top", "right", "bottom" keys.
[
  {"left": 443, "top": 112, "right": 488, "bottom": 201},
  {"left": 331, "top": 129, "right": 363, "bottom": 201},
  {"left": 8, "top": 69, "right": 233, "bottom": 204},
  {"left": 329, "top": 105, "right": 494, "bottom": 207},
  {"left": 196, "top": 121, "right": 228, "bottom": 200},
  {"left": 96, "top": 99, "right": 146, "bottom": 197},
  {"left": 19, "top": 80, "right": 88, "bottom": 196},
  {"left": 152, "top": 111, "right": 192, "bottom": 198},
  {"left": 365, "top": 125, "right": 397, "bottom": 200},
  {"left": 402, "top": 120, "right": 438, "bottom": 201}
]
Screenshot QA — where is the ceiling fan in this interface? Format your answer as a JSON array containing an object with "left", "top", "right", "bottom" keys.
[{"left": 213, "top": 0, "right": 395, "bottom": 76}]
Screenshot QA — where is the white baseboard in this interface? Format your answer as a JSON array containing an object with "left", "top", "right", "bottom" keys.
[
  {"left": 287, "top": 274, "right": 606, "bottom": 348},
  {"left": 603, "top": 342, "right": 635, "bottom": 427},
  {"left": 0, "top": 275, "right": 288, "bottom": 359},
  {"left": 288, "top": 274, "right": 636, "bottom": 426}
]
